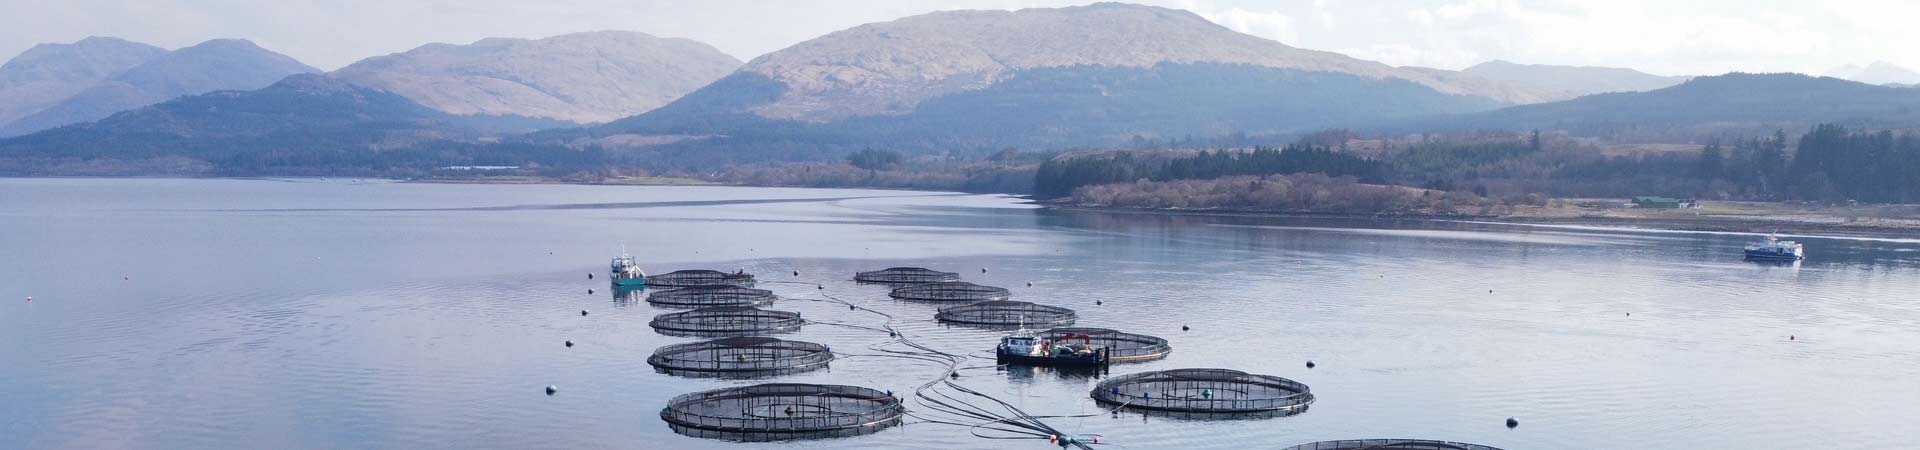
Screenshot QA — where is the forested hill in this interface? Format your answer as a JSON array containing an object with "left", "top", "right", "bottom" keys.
[
  {"left": 1379, "top": 73, "right": 1920, "bottom": 138},
  {"left": 0, "top": 74, "right": 597, "bottom": 176}
]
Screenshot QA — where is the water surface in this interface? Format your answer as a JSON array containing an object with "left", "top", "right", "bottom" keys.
[{"left": 4, "top": 178, "right": 1918, "bottom": 450}]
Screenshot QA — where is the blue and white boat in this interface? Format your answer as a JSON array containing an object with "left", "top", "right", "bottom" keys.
[
  {"left": 610, "top": 248, "right": 647, "bottom": 287},
  {"left": 1743, "top": 234, "right": 1804, "bottom": 261}
]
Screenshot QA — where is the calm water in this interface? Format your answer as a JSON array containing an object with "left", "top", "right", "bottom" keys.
[{"left": 4, "top": 178, "right": 1919, "bottom": 450}]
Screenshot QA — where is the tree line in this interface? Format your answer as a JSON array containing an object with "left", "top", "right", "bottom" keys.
[{"left": 1034, "top": 144, "right": 1389, "bottom": 198}]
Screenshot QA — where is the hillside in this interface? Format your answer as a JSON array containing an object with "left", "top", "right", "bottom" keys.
[
  {"left": 0, "top": 37, "right": 167, "bottom": 126},
  {"left": 0, "top": 39, "right": 318, "bottom": 136},
  {"left": 1462, "top": 60, "right": 1688, "bottom": 97},
  {"left": 0, "top": 74, "right": 594, "bottom": 175},
  {"left": 332, "top": 31, "right": 740, "bottom": 124},
  {"left": 1379, "top": 73, "right": 1920, "bottom": 137},
  {"left": 581, "top": 3, "right": 1560, "bottom": 161}
]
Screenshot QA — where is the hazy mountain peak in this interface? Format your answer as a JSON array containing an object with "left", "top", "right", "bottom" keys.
[
  {"left": 332, "top": 31, "right": 740, "bottom": 123},
  {"left": 737, "top": 2, "right": 1556, "bottom": 122},
  {"left": 1462, "top": 59, "right": 1687, "bottom": 97},
  {"left": 0, "top": 36, "right": 167, "bottom": 125},
  {"left": 1851, "top": 61, "right": 1920, "bottom": 85},
  {"left": 0, "top": 38, "right": 317, "bottom": 136}
]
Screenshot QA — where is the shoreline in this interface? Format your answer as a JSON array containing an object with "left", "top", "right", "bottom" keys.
[{"left": 1044, "top": 203, "right": 1920, "bottom": 240}]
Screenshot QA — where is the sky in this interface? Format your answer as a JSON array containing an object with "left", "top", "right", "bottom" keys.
[{"left": 3, "top": 0, "right": 1916, "bottom": 76}]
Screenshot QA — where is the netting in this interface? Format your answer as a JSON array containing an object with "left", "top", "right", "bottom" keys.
[
  {"left": 1280, "top": 440, "right": 1504, "bottom": 450},
  {"left": 649, "top": 269, "right": 757, "bottom": 288},
  {"left": 854, "top": 267, "right": 961, "bottom": 284},
  {"left": 650, "top": 307, "right": 804, "bottom": 337},
  {"left": 1040, "top": 327, "right": 1171, "bottom": 362},
  {"left": 647, "top": 337, "right": 832, "bottom": 377},
  {"left": 646, "top": 285, "right": 777, "bottom": 309},
  {"left": 934, "top": 300, "right": 1076, "bottom": 329},
  {"left": 661, "top": 383, "right": 905, "bottom": 441},
  {"left": 888, "top": 282, "right": 1011, "bottom": 302},
  {"left": 1091, "top": 368, "right": 1314, "bottom": 415}
]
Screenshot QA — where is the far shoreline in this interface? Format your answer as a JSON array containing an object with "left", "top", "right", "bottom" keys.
[
  {"left": 9, "top": 175, "right": 1913, "bottom": 240},
  {"left": 1042, "top": 203, "right": 1920, "bottom": 241}
]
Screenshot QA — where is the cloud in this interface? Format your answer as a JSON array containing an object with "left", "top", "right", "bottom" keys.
[{"left": 1192, "top": 6, "right": 1300, "bottom": 45}]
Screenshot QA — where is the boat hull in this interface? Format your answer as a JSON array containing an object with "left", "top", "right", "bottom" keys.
[
  {"left": 996, "top": 348, "right": 1109, "bottom": 368},
  {"left": 1743, "top": 250, "right": 1803, "bottom": 261},
  {"left": 611, "top": 277, "right": 647, "bottom": 287}
]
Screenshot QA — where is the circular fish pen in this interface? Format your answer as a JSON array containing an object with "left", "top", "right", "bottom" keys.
[
  {"left": 1040, "top": 327, "right": 1171, "bottom": 362},
  {"left": 855, "top": 267, "right": 961, "bottom": 284},
  {"left": 661, "top": 383, "right": 905, "bottom": 441},
  {"left": 1091, "top": 368, "right": 1314, "bottom": 419},
  {"left": 934, "top": 300, "right": 1076, "bottom": 329},
  {"left": 1281, "top": 440, "right": 1505, "bottom": 450},
  {"left": 650, "top": 307, "right": 804, "bottom": 337},
  {"left": 647, "top": 337, "right": 832, "bottom": 377},
  {"left": 646, "top": 285, "right": 777, "bottom": 309},
  {"left": 649, "top": 269, "right": 757, "bottom": 288},
  {"left": 888, "top": 282, "right": 1010, "bottom": 302}
]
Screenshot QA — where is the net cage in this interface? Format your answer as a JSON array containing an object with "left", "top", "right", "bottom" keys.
[
  {"left": 1039, "top": 327, "right": 1171, "bottom": 362},
  {"left": 646, "top": 285, "right": 777, "bottom": 309},
  {"left": 888, "top": 282, "right": 1011, "bottom": 302},
  {"left": 650, "top": 269, "right": 757, "bottom": 288},
  {"left": 661, "top": 383, "right": 905, "bottom": 441},
  {"left": 854, "top": 267, "right": 961, "bottom": 284},
  {"left": 650, "top": 307, "right": 804, "bottom": 337},
  {"left": 934, "top": 300, "right": 1077, "bottom": 329},
  {"left": 1280, "top": 440, "right": 1505, "bottom": 450},
  {"left": 1091, "top": 368, "right": 1314, "bottom": 416},
  {"left": 647, "top": 337, "right": 833, "bottom": 377}
]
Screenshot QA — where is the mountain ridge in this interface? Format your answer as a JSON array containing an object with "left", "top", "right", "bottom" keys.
[
  {"left": 0, "top": 36, "right": 168, "bottom": 126},
  {"left": 331, "top": 30, "right": 741, "bottom": 124},
  {"left": 0, "top": 38, "right": 318, "bottom": 136},
  {"left": 1462, "top": 60, "right": 1689, "bottom": 97}
]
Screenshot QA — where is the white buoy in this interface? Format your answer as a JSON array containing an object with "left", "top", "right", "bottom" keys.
[{"left": 546, "top": 385, "right": 558, "bottom": 395}]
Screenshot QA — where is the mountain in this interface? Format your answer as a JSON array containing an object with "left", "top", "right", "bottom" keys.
[
  {"left": 332, "top": 31, "right": 740, "bottom": 124},
  {"left": 1462, "top": 60, "right": 1688, "bottom": 97},
  {"left": 0, "top": 37, "right": 167, "bottom": 126},
  {"left": 0, "top": 73, "right": 598, "bottom": 175},
  {"left": 0, "top": 39, "right": 318, "bottom": 136},
  {"left": 1382, "top": 73, "right": 1920, "bottom": 136},
  {"left": 1847, "top": 61, "right": 1920, "bottom": 86},
  {"left": 582, "top": 3, "right": 1563, "bottom": 161}
]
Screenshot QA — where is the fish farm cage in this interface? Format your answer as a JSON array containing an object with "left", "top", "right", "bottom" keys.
[
  {"left": 934, "top": 300, "right": 1077, "bottom": 329},
  {"left": 1091, "top": 368, "right": 1314, "bottom": 418},
  {"left": 661, "top": 383, "right": 905, "bottom": 441},
  {"left": 647, "top": 337, "right": 833, "bottom": 377},
  {"left": 1280, "top": 440, "right": 1504, "bottom": 450},
  {"left": 1040, "top": 327, "right": 1171, "bottom": 362},
  {"left": 649, "top": 306, "right": 805, "bottom": 337},
  {"left": 888, "top": 282, "right": 1011, "bottom": 302},
  {"left": 649, "top": 269, "right": 757, "bottom": 288},
  {"left": 854, "top": 267, "right": 961, "bottom": 284},
  {"left": 646, "top": 285, "right": 777, "bottom": 309}
]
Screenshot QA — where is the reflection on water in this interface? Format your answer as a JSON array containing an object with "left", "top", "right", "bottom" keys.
[{"left": 3, "top": 178, "right": 1919, "bottom": 450}]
